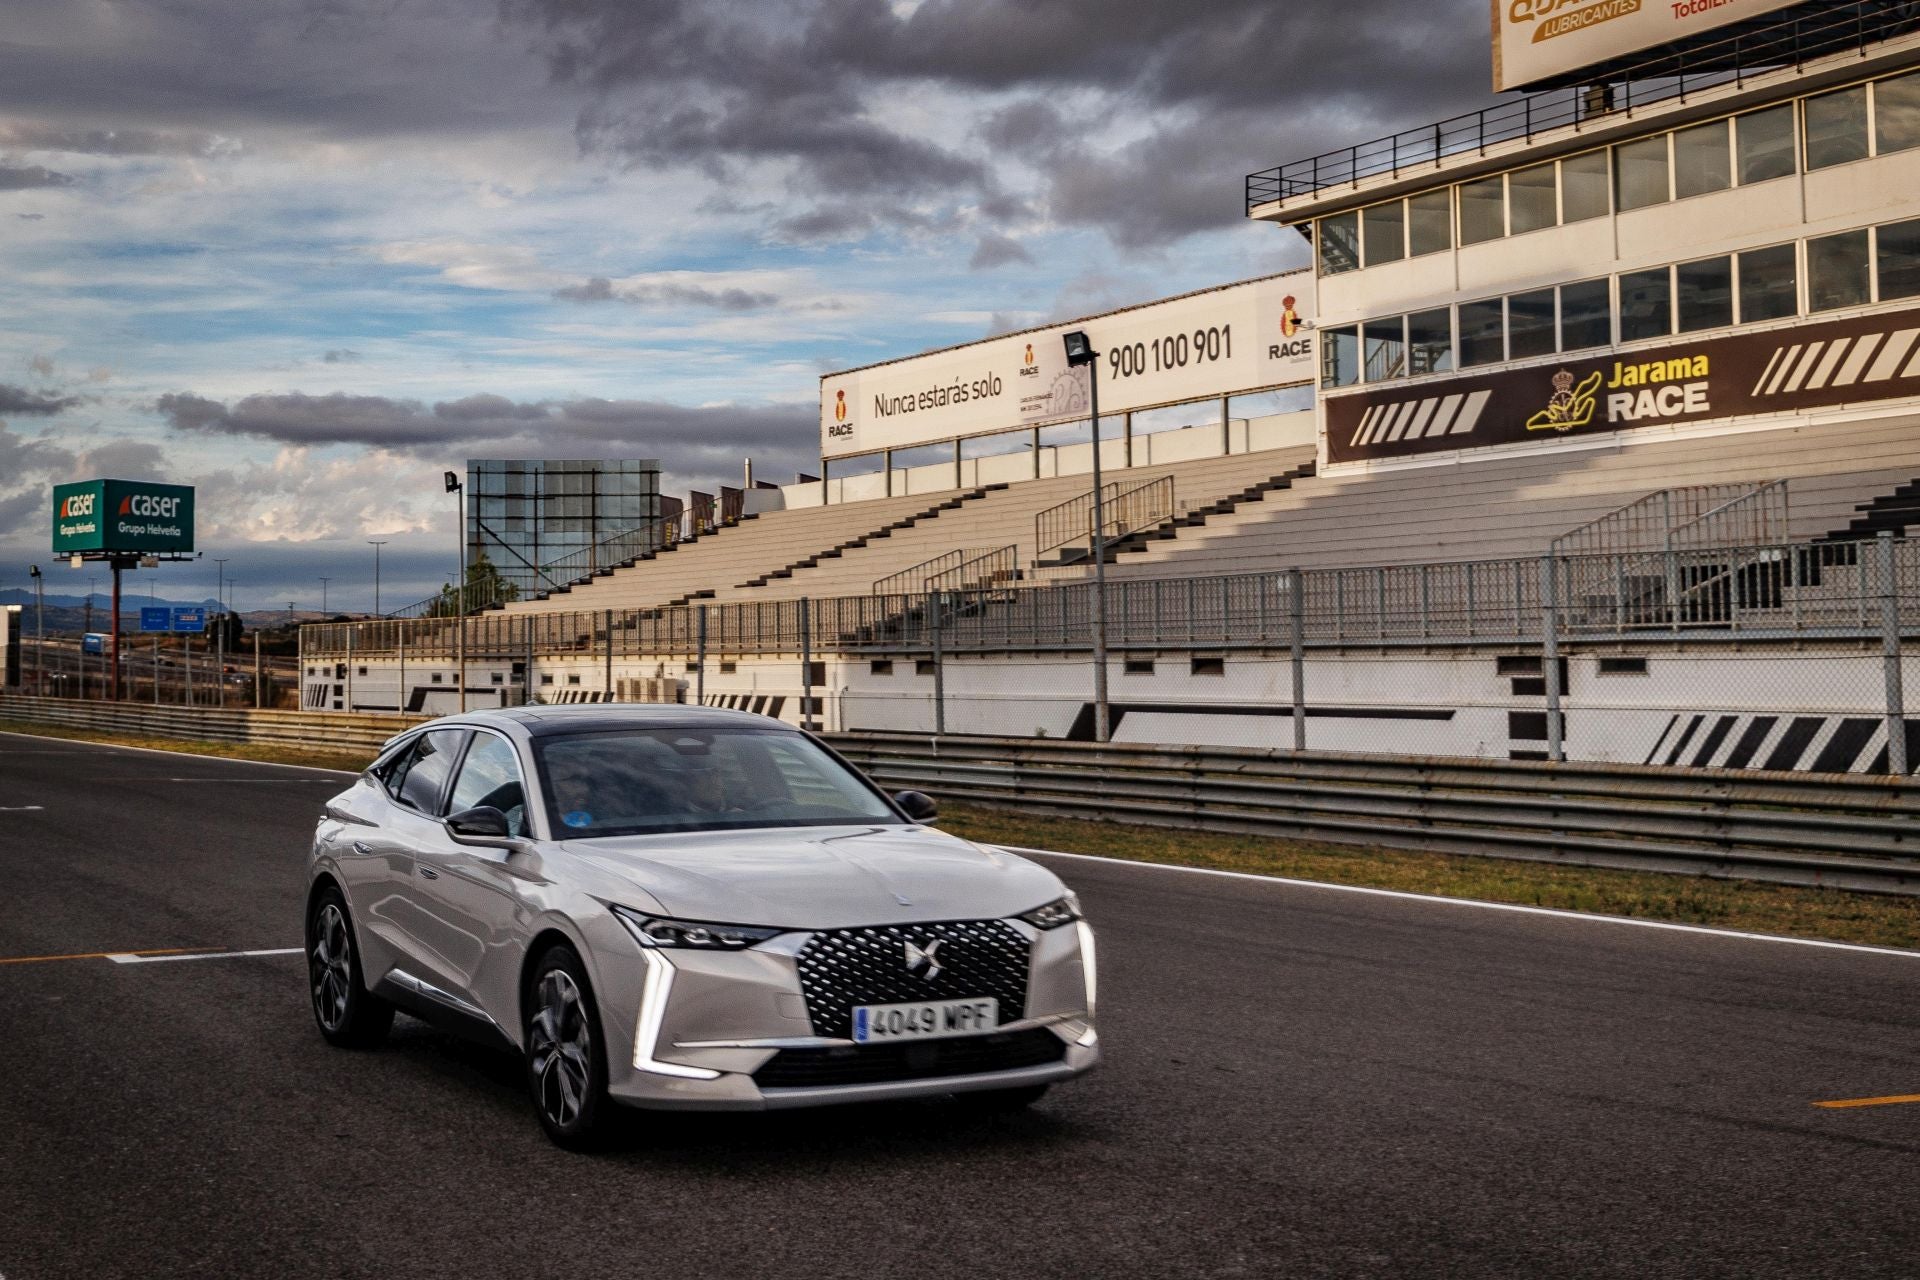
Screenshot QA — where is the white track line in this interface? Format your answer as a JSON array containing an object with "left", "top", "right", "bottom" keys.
[
  {"left": 1000, "top": 846, "right": 1920, "bottom": 961},
  {"left": 0, "top": 729, "right": 359, "bottom": 775},
  {"left": 0, "top": 805, "right": 45, "bottom": 812},
  {"left": 108, "top": 948, "right": 303, "bottom": 965}
]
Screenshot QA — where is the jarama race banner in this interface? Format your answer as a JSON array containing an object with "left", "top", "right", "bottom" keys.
[
  {"left": 1325, "top": 303, "right": 1920, "bottom": 464},
  {"left": 821, "top": 273, "right": 1315, "bottom": 460},
  {"left": 1493, "top": 0, "right": 1803, "bottom": 91}
]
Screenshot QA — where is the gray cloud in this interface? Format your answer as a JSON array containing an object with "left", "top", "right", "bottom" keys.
[
  {"left": 553, "top": 276, "right": 780, "bottom": 309},
  {"left": 321, "top": 348, "right": 361, "bottom": 363},
  {"left": 157, "top": 389, "right": 817, "bottom": 487},
  {"left": 969, "top": 233, "right": 1032, "bottom": 270},
  {"left": 0, "top": 163, "right": 74, "bottom": 191},
  {"left": 0, "top": 383, "right": 79, "bottom": 414},
  {"left": 0, "top": 122, "right": 235, "bottom": 157}
]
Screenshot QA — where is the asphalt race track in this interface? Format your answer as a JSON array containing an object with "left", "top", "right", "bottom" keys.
[{"left": 2, "top": 732, "right": 1917, "bottom": 1279}]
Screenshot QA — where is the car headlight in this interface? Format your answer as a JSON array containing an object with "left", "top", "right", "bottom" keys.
[
  {"left": 612, "top": 904, "right": 783, "bottom": 950},
  {"left": 1019, "top": 892, "right": 1083, "bottom": 930}
]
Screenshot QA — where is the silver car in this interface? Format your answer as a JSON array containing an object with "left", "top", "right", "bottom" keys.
[{"left": 304, "top": 705, "right": 1099, "bottom": 1147}]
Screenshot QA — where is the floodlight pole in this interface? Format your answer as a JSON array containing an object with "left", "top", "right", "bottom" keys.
[
  {"left": 369, "top": 540, "right": 388, "bottom": 616},
  {"left": 1064, "top": 331, "right": 1111, "bottom": 744},
  {"left": 29, "top": 566, "right": 43, "bottom": 697}
]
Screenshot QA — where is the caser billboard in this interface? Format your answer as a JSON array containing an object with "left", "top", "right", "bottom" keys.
[
  {"left": 52, "top": 479, "right": 196, "bottom": 556},
  {"left": 1493, "top": 0, "right": 1803, "bottom": 91},
  {"left": 821, "top": 272, "right": 1315, "bottom": 460}
]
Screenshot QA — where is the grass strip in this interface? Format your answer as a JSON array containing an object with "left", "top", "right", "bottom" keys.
[
  {"left": 3, "top": 719, "right": 1912, "bottom": 951},
  {"left": 0, "top": 718, "right": 372, "bottom": 774},
  {"left": 937, "top": 801, "right": 1920, "bottom": 952}
]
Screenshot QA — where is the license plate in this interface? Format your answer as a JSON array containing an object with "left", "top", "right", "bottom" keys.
[{"left": 851, "top": 997, "right": 999, "bottom": 1043}]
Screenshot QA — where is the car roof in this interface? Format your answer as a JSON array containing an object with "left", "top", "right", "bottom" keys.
[{"left": 433, "top": 704, "right": 798, "bottom": 738}]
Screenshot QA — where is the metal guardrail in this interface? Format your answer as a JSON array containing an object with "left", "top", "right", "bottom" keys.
[
  {"left": 1245, "top": 2, "right": 1909, "bottom": 213},
  {"left": 1550, "top": 482, "right": 1785, "bottom": 558},
  {"left": 0, "top": 694, "right": 420, "bottom": 754},
  {"left": 5, "top": 691, "right": 1913, "bottom": 895},
  {"left": 827, "top": 733, "right": 1920, "bottom": 896},
  {"left": 1034, "top": 475, "right": 1175, "bottom": 560}
]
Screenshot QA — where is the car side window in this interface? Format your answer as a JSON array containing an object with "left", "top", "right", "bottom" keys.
[
  {"left": 447, "top": 733, "right": 530, "bottom": 838},
  {"left": 396, "top": 730, "right": 467, "bottom": 815},
  {"left": 372, "top": 737, "right": 422, "bottom": 799}
]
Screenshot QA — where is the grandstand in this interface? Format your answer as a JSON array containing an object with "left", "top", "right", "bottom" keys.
[{"left": 303, "top": 4, "right": 1920, "bottom": 776}]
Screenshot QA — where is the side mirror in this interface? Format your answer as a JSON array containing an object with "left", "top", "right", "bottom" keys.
[
  {"left": 894, "top": 790, "right": 939, "bottom": 822},
  {"left": 445, "top": 805, "right": 514, "bottom": 845}
]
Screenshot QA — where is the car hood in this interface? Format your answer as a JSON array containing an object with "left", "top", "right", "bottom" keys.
[{"left": 560, "top": 824, "right": 1062, "bottom": 929}]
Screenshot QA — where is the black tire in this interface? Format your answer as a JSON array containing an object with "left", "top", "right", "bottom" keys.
[
  {"left": 307, "top": 887, "right": 394, "bottom": 1049},
  {"left": 955, "top": 1083, "right": 1050, "bottom": 1114},
  {"left": 524, "top": 944, "right": 615, "bottom": 1150}
]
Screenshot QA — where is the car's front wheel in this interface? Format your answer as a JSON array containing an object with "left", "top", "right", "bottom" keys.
[
  {"left": 307, "top": 887, "right": 393, "bottom": 1048},
  {"left": 525, "top": 944, "right": 615, "bottom": 1150}
]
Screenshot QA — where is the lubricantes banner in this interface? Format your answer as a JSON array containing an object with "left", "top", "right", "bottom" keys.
[
  {"left": 1493, "top": 0, "right": 1802, "bottom": 92},
  {"left": 1325, "top": 304, "right": 1920, "bottom": 465}
]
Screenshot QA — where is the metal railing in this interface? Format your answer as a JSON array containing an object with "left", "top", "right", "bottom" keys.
[
  {"left": 304, "top": 531, "right": 1920, "bottom": 665},
  {"left": 873, "top": 545, "right": 1018, "bottom": 596},
  {"left": 1550, "top": 482, "right": 1787, "bottom": 557},
  {"left": 1552, "top": 482, "right": 1794, "bottom": 631},
  {"left": 1034, "top": 476, "right": 1176, "bottom": 561},
  {"left": 1245, "top": 2, "right": 1913, "bottom": 213}
]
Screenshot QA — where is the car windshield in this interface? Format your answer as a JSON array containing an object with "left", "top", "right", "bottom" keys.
[{"left": 533, "top": 727, "right": 904, "bottom": 837}]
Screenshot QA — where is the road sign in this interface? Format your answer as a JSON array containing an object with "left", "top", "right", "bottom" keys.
[
  {"left": 140, "top": 606, "right": 171, "bottom": 632},
  {"left": 171, "top": 607, "right": 206, "bottom": 634},
  {"left": 82, "top": 633, "right": 106, "bottom": 655}
]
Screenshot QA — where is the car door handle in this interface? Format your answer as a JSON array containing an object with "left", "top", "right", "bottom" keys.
[
  {"left": 352, "top": 841, "right": 373, "bottom": 856},
  {"left": 418, "top": 866, "right": 440, "bottom": 880}
]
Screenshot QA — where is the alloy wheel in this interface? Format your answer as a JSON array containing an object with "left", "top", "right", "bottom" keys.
[
  {"left": 529, "top": 969, "right": 593, "bottom": 1129},
  {"left": 310, "top": 903, "right": 352, "bottom": 1033}
]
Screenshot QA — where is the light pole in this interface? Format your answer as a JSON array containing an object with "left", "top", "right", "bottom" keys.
[
  {"left": 213, "top": 558, "right": 230, "bottom": 706},
  {"left": 446, "top": 470, "right": 467, "bottom": 713},
  {"left": 28, "top": 565, "right": 43, "bottom": 696},
  {"left": 318, "top": 576, "right": 332, "bottom": 615},
  {"left": 368, "top": 540, "right": 388, "bottom": 616},
  {"left": 1063, "top": 329, "right": 1109, "bottom": 743}
]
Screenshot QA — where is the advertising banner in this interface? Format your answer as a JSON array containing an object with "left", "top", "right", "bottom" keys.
[
  {"left": 821, "top": 273, "right": 1315, "bottom": 460},
  {"left": 1493, "top": 0, "right": 1803, "bottom": 91},
  {"left": 1326, "top": 303, "right": 1920, "bottom": 465},
  {"left": 50, "top": 479, "right": 195, "bottom": 556}
]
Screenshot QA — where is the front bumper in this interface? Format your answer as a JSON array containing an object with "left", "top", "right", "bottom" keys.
[{"left": 599, "top": 917, "right": 1099, "bottom": 1112}]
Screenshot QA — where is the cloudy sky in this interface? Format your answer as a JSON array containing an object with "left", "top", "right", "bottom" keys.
[{"left": 0, "top": 0, "right": 1493, "bottom": 612}]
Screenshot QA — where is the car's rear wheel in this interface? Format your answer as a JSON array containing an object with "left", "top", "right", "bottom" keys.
[
  {"left": 307, "top": 888, "right": 393, "bottom": 1048},
  {"left": 525, "top": 944, "right": 614, "bottom": 1150}
]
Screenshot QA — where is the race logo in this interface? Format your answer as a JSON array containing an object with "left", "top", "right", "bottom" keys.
[
  {"left": 1508, "top": 0, "right": 1643, "bottom": 47},
  {"left": 828, "top": 387, "right": 853, "bottom": 438},
  {"left": 1024, "top": 342, "right": 1035, "bottom": 367},
  {"left": 833, "top": 389, "right": 848, "bottom": 423},
  {"left": 1280, "top": 295, "right": 1303, "bottom": 339},
  {"left": 1526, "top": 368, "right": 1603, "bottom": 433}
]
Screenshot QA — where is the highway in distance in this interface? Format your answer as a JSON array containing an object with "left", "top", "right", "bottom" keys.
[{"left": 0, "top": 732, "right": 1916, "bottom": 1279}]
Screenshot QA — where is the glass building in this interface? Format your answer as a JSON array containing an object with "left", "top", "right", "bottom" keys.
[{"left": 466, "top": 459, "right": 663, "bottom": 597}]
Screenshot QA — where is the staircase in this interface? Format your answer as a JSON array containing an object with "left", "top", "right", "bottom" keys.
[{"left": 723, "top": 486, "right": 1001, "bottom": 599}]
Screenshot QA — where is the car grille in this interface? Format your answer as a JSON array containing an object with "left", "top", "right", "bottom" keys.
[
  {"left": 794, "top": 920, "right": 1031, "bottom": 1039},
  {"left": 753, "top": 1028, "right": 1066, "bottom": 1089}
]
